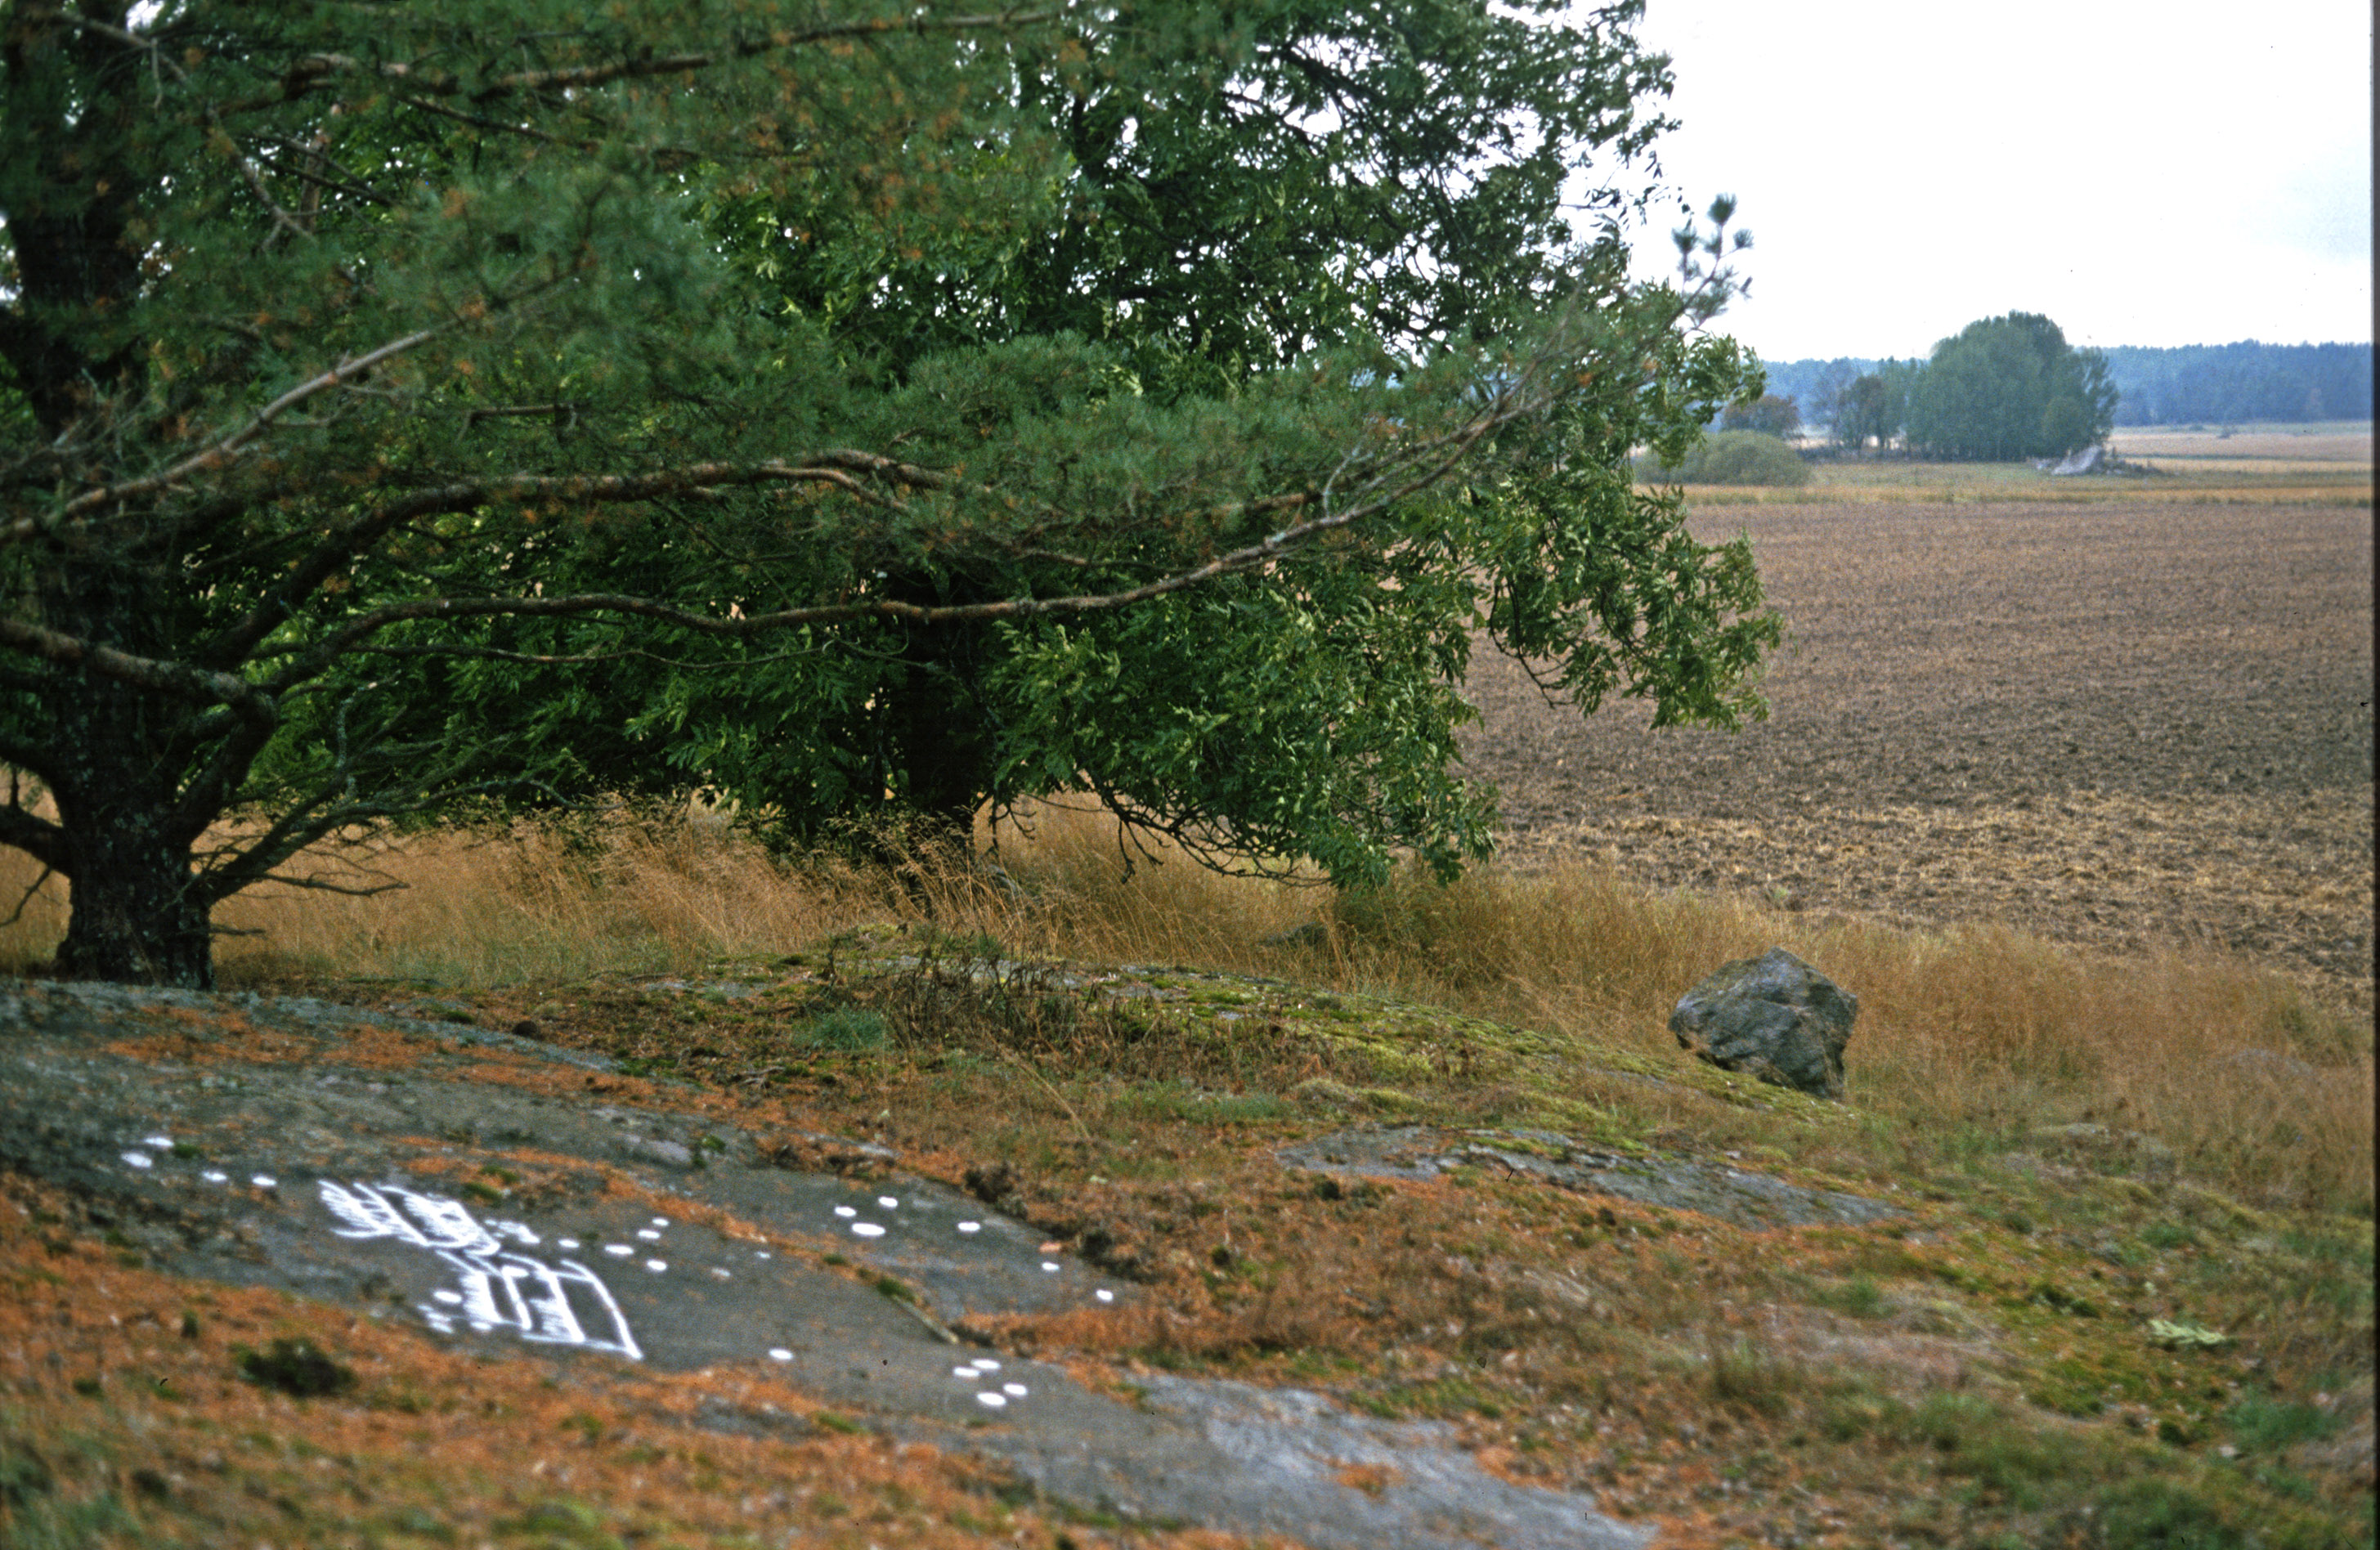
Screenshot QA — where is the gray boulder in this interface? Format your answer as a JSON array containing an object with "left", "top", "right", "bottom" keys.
[{"left": 1670, "top": 947, "right": 1858, "bottom": 1100}]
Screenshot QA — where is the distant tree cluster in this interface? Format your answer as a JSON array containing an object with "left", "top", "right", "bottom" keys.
[
  {"left": 1766, "top": 338, "right": 2369, "bottom": 443},
  {"left": 1902, "top": 314, "right": 2118, "bottom": 460},
  {"left": 1719, "top": 394, "right": 1800, "bottom": 437},
  {"left": 1758, "top": 315, "right": 2112, "bottom": 459},
  {"left": 2098, "top": 342, "right": 2373, "bottom": 426}
]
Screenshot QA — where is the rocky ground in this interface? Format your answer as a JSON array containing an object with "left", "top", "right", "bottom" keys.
[
  {"left": 1459, "top": 498, "right": 2374, "bottom": 1009},
  {"left": 3, "top": 946, "right": 2370, "bottom": 1549}
]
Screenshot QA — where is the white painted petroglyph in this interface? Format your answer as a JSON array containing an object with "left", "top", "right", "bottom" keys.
[
  {"left": 122, "top": 1151, "right": 153, "bottom": 1169},
  {"left": 1041, "top": 1261, "right": 1060, "bottom": 1273},
  {"left": 603, "top": 1243, "right": 634, "bottom": 1257},
  {"left": 833, "top": 1205, "right": 857, "bottom": 1218},
  {"left": 318, "top": 1181, "right": 643, "bottom": 1361},
  {"left": 251, "top": 1173, "right": 276, "bottom": 1188},
  {"left": 142, "top": 1134, "right": 173, "bottom": 1148},
  {"left": 849, "top": 1222, "right": 886, "bottom": 1239},
  {"left": 636, "top": 1229, "right": 661, "bottom": 1240},
  {"left": 1096, "top": 1288, "right": 1115, "bottom": 1303},
  {"left": 710, "top": 1267, "right": 732, "bottom": 1279},
  {"left": 769, "top": 1347, "right": 792, "bottom": 1361},
  {"left": 644, "top": 1259, "right": 667, "bottom": 1272},
  {"left": 650, "top": 1216, "right": 670, "bottom": 1227},
  {"left": 201, "top": 1169, "right": 227, "bottom": 1183},
  {"left": 1002, "top": 1382, "right": 1029, "bottom": 1397},
  {"left": 876, "top": 1196, "right": 899, "bottom": 1209},
  {"left": 976, "top": 1391, "right": 1007, "bottom": 1408},
  {"left": 956, "top": 1221, "right": 981, "bottom": 1234}
]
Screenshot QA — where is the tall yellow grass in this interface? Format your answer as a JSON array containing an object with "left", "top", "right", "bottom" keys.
[{"left": 1, "top": 800, "right": 2369, "bottom": 1214}]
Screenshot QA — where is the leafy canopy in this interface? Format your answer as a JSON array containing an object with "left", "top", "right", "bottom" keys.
[
  {"left": 1903, "top": 312, "right": 2118, "bottom": 460},
  {"left": 0, "top": 0, "right": 1777, "bottom": 984}
]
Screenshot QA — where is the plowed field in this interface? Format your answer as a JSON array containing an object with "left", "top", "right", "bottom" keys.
[{"left": 1459, "top": 497, "right": 2375, "bottom": 1007}]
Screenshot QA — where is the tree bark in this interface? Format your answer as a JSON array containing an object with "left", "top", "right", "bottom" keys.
[
  {"left": 52, "top": 818, "right": 214, "bottom": 988},
  {"left": 38, "top": 560, "right": 218, "bottom": 988}
]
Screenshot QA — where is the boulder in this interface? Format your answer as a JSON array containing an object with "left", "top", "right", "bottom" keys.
[{"left": 1670, "top": 947, "right": 1857, "bottom": 1100}]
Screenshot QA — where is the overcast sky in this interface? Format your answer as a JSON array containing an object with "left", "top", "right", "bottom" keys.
[{"left": 1608, "top": 0, "right": 2373, "bottom": 362}]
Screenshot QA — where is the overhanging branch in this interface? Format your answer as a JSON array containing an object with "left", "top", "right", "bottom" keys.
[
  {"left": 0, "top": 616, "right": 276, "bottom": 726},
  {"left": 18, "top": 323, "right": 450, "bottom": 544}
]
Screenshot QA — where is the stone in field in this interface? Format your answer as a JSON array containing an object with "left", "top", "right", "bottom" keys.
[{"left": 1670, "top": 947, "right": 1857, "bottom": 1100}]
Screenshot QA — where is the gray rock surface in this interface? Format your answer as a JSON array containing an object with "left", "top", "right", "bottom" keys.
[
  {"left": 0, "top": 981, "right": 1647, "bottom": 1550},
  {"left": 1669, "top": 947, "right": 1858, "bottom": 1099},
  {"left": 1277, "top": 1126, "right": 1897, "bottom": 1230}
]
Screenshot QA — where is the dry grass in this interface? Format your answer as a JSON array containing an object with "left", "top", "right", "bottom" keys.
[
  {"left": 4, "top": 808, "right": 2369, "bottom": 1548},
  {"left": 3, "top": 799, "right": 2366, "bottom": 1216},
  {"left": 1661, "top": 443, "right": 2372, "bottom": 507}
]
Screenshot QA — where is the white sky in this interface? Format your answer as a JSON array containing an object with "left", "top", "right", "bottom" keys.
[{"left": 1610, "top": 0, "right": 2373, "bottom": 361}]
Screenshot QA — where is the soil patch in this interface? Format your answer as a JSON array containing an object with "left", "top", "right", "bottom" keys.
[{"left": 1461, "top": 499, "right": 2373, "bottom": 1006}]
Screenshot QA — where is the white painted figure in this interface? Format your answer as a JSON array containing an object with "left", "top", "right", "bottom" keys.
[{"left": 319, "top": 1180, "right": 643, "bottom": 1360}]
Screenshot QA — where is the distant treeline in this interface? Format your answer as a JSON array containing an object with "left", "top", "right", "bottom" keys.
[{"left": 1764, "top": 342, "right": 2371, "bottom": 430}]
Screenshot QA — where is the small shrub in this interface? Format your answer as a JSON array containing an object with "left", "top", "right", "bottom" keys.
[
  {"left": 796, "top": 1006, "right": 890, "bottom": 1052},
  {"left": 235, "top": 1337, "right": 355, "bottom": 1398},
  {"left": 1637, "top": 430, "right": 1814, "bottom": 487}
]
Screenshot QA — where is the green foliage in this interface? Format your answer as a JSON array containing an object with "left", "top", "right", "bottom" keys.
[
  {"left": 1719, "top": 394, "right": 1801, "bottom": 437},
  {"left": 1904, "top": 312, "right": 2118, "bottom": 459},
  {"left": 2100, "top": 341, "right": 2372, "bottom": 426},
  {"left": 1830, "top": 365, "right": 1916, "bottom": 451},
  {"left": 1638, "top": 429, "right": 1813, "bottom": 487},
  {"left": 0, "top": 0, "right": 1776, "bottom": 982}
]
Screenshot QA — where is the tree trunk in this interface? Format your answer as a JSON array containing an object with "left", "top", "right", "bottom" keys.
[
  {"left": 884, "top": 576, "right": 998, "bottom": 859},
  {"left": 38, "top": 561, "right": 217, "bottom": 989},
  {"left": 53, "top": 821, "right": 214, "bottom": 988}
]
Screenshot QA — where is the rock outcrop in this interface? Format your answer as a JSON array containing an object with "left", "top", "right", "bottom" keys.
[{"left": 1669, "top": 947, "right": 1857, "bottom": 1100}]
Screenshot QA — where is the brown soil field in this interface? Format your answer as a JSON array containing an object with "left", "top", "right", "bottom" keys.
[{"left": 1459, "top": 498, "right": 2375, "bottom": 1009}]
